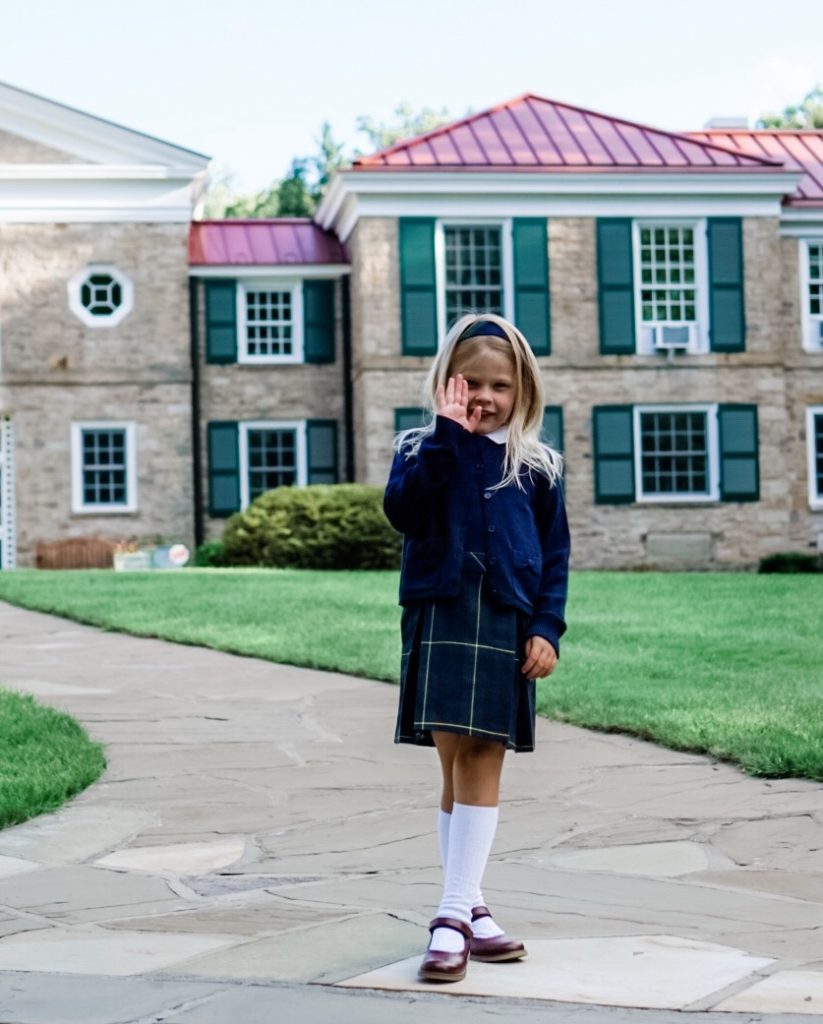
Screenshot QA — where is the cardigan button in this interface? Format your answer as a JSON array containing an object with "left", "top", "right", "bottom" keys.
[
  {"left": 484, "top": 492, "right": 492, "bottom": 500},
  {"left": 489, "top": 556, "right": 497, "bottom": 565},
  {"left": 487, "top": 525, "right": 495, "bottom": 533}
]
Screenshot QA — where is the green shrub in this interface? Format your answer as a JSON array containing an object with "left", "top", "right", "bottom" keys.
[
  {"left": 193, "top": 540, "right": 227, "bottom": 567},
  {"left": 758, "top": 552, "right": 821, "bottom": 574},
  {"left": 222, "top": 484, "right": 401, "bottom": 570}
]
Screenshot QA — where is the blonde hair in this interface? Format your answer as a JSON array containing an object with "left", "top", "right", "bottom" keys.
[{"left": 394, "top": 312, "right": 563, "bottom": 490}]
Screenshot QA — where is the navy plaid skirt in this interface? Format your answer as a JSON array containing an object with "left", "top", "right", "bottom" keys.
[{"left": 394, "top": 552, "right": 536, "bottom": 753}]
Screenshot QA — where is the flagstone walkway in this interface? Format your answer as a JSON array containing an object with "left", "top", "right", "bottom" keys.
[{"left": 0, "top": 599, "right": 821, "bottom": 1023}]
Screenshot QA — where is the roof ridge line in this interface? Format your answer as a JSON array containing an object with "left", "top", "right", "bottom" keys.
[{"left": 357, "top": 92, "right": 785, "bottom": 168}]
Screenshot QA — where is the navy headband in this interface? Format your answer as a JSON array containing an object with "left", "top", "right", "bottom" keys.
[{"left": 458, "top": 319, "right": 510, "bottom": 342}]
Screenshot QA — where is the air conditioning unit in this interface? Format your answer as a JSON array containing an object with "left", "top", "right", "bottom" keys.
[{"left": 650, "top": 324, "right": 694, "bottom": 352}]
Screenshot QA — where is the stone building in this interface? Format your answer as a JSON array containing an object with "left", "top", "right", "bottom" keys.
[
  {"left": 0, "top": 80, "right": 208, "bottom": 569},
  {"left": 314, "top": 95, "right": 823, "bottom": 569},
  {"left": 1, "top": 85, "right": 821, "bottom": 569}
]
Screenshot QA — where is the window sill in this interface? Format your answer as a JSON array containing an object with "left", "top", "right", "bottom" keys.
[
  {"left": 71, "top": 506, "right": 138, "bottom": 516},
  {"left": 237, "top": 356, "right": 304, "bottom": 366}
]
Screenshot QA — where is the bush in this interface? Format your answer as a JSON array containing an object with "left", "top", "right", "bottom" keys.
[
  {"left": 758, "top": 552, "right": 821, "bottom": 574},
  {"left": 193, "top": 540, "right": 227, "bottom": 567},
  {"left": 222, "top": 484, "right": 401, "bottom": 570}
]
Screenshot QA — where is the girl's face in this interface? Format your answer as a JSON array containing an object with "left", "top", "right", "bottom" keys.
[{"left": 450, "top": 343, "right": 516, "bottom": 435}]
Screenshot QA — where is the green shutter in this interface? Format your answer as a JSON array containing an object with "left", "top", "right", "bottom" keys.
[
  {"left": 394, "top": 407, "right": 433, "bottom": 432},
  {"left": 307, "top": 420, "right": 338, "bottom": 483},
  {"left": 207, "top": 421, "right": 240, "bottom": 517},
  {"left": 718, "top": 404, "right": 758, "bottom": 501},
  {"left": 541, "top": 405, "right": 564, "bottom": 451},
  {"left": 513, "top": 218, "right": 550, "bottom": 355},
  {"left": 708, "top": 218, "right": 745, "bottom": 352},
  {"left": 593, "top": 406, "right": 636, "bottom": 503},
  {"left": 205, "top": 281, "right": 237, "bottom": 364},
  {"left": 597, "top": 219, "right": 636, "bottom": 354},
  {"left": 399, "top": 218, "right": 438, "bottom": 355},
  {"left": 303, "top": 280, "right": 336, "bottom": 363}
]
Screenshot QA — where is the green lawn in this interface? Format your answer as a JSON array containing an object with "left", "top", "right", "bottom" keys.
[
  {"left": 0, "top": 569, "right": 821, "bottom": 780},
  {"left": 0, "top": 689, "right": 106, "bottom": 828}
]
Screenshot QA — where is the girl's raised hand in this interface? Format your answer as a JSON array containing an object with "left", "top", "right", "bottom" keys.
[{"left": 435, "top": 374, "right": 483, "bottom": 433}]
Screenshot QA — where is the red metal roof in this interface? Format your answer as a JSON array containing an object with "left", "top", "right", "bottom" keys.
[
  {"left": 687, "top": 130, "right": 823, "bottom": 206},
  {"left": 354, "top": 94, "right": 781, "bottom": 172},
  {"left": 189, "top": 219, "right": 348, "bottom": 266}
]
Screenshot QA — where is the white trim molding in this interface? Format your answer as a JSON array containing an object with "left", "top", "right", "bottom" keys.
[
  {"left": 0, "top": 79, "right": 209, "bottom": 168},
  {"left": 68, "top": 264, "right": 134, "bottom": 328},
  {"left": 236, "top": 279, "right": 304, "bottom": 365},
  {"left": 807, "top": 406, "right": 823, "bottom": 510},
  {"left": 633, "top": 403, "right": 720, "bottom": 503},
  {"left": 71, "top": 421, "right": 138, "bottom": 514},
  {"left": 239, "top": 421, "right": 307, "bottom": 509},
  {"left": 779, "top": 209, "right": 823, "bottom": 238},
  {"left": 316, "top": 168, "right": 802, "bottom": 242},
  {"left": 0, "top": 416, "right": 15, "bottom": 569},
  {"left": 189, "top": 264, "right": 350, "bottom": 279}
]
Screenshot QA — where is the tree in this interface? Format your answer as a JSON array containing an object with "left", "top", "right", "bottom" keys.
[
  {"left": 758, "top": 85, "right": 823, "bottom": 129},
  {"left": 356, "top": 101, "right": 456, "bottom": 151},
  {"left": 201, "top": 104, "right": 457, "bottom": 219},
  {"left": 312, "top": 120, "right": 348, "bottom": 195}
]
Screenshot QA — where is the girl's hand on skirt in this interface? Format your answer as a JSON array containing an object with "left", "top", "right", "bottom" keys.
[{"left": 522, "top": 635, "right": 557, "bottom": 680}]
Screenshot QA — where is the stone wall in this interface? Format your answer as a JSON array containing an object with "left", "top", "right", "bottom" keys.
[{"left": 0, "top": 222, "right": 194, "bottom": 565}]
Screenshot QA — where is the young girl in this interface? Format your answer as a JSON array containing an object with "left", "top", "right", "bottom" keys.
[{"left": 384, "top": 312, "right": 570, "bottom": 983}]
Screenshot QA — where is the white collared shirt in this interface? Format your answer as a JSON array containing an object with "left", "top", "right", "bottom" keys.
[{"left": 484, "top": 425, "right": 509, "bottom": 445}]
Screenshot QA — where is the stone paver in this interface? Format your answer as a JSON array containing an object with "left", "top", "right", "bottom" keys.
[{"left": 2, "top": 599, "right": 823, "bottom": 1022}]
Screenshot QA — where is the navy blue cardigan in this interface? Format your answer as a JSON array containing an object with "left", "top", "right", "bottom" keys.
[{"left": 383, "top": 415, "right": 570, "bottom": 655}]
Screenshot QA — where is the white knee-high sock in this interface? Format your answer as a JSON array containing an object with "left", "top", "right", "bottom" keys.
[
  {"left": 430, "top": 803, "right": 498, "bottom": 953},
  {"left": 437, "top": 807, "right": 503, "bottom": 939}
]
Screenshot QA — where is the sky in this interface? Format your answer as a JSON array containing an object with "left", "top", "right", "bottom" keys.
[{"left": 1, "top": 0, "right": 821, "bottom": 192}]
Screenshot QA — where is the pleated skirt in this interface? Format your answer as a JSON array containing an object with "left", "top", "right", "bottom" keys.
[{"left": 394, "top": 553, "right": 536, "bottom": 753}]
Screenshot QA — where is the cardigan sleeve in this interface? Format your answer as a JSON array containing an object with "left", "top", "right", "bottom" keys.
[
  {"left": 383, "top": 415, "right": 471, "bottom": 537},
  {"left": 525, "top": 474, "right": 571, "bottom": 656}
]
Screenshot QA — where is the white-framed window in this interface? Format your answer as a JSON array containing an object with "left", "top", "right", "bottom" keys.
[
  {"left": 68, "top": 265, "right": 134, "bottom": 327},
  {"left": 0, "top": 417, "right": 15, "bottom": 569},
  {"left": 807, "top": 406, "right": 823, "bottom": 509},
  {"left": 238, "top": 280, "right": 303, "bottom": 363},
  {"left": 800, "top": 241, "right": 823, "bottom": 352},
  {"left": 239, "top": 421, "right": 306, "bottom": 508},
  {"left": 435, "top": 219, "right": 514, "bottom": 341},
  {"left": 634, "top": 404, "right": 719, "bottom": 502},
  {"left": 71, "top": 422, "right": 137, "bottom": 514},
  {"left": 633, "top": 220, "right": 709, "bottom": 355}
]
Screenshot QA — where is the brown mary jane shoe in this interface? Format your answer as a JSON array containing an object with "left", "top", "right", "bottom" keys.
[
  {"left": 418, "top": 916, "right": 472, "bottom": 982},
  {"left": 469, "top": 904, "right": 527, "bottom": 962}
]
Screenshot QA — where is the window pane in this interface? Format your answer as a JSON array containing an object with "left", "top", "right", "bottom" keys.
[
  {"left": 814, "top": 413, "right": 823, "bottom": 498},
  {"left": 639, "top": 411, "right": 710, "bottom": 496},
  {"left": 808, "top": 244, "right": 823, "bottom": 319},
  {"left": 81, "top": 428, "right": 128, "bottom": 506},
  {"left": 246, "top": 428, "right": 298, "bottom": 500},
  {"left": 638, "top": 224, "right": 699, "bottom": 325},
  {"left": 245, "top": 289, "right": 294, "bottom": 357},
  {"left": 444, "top": 225, "right": 504, "bottom": 328}
]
